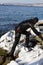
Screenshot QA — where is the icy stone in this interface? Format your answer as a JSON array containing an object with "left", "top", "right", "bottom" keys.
[{"left": 7, "top": 61, "right": 18, "bottom": 65}]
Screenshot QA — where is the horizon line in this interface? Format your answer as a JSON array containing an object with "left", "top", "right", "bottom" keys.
[{"left": 0, "top": 3, "right": 43, "bottom": 7}]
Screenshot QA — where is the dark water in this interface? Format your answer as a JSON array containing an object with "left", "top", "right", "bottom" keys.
[{"left": 0, "top": 5, "right": 43, "bottom": 34}]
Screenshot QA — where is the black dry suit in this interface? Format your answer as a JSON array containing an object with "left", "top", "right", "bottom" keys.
[{"left": 9, "top": 17, "right": 43, "bottom": 56}]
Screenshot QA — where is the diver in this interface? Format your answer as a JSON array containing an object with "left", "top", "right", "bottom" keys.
[{"left": 8, "top": 17, "right": 43, "bottom": 58}]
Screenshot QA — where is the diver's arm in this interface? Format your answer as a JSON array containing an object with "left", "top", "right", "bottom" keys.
[{"left": 31, "top": 26, "right": 43, "bottom": 40}]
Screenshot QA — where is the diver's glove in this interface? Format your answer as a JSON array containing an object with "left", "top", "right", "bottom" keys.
[{"left": 38, "top": 33, "right": 43, "bottom": 40}]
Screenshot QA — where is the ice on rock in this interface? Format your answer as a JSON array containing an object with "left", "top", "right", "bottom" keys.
[
  {"left": 7, "top": 61, "right": 18, "bottom": 65},
  {"left": 0, "top": 30, "right": 43, "bottom": 65},
  {"left": 0, "top": 30, "right": 25, "bottom": 52},
  {"left": 16, "top": 45, "right": 43, "bottom": 65}
]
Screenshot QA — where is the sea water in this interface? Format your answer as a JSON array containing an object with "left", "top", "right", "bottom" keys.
[{"left": 0, "top": 5, "right": 43, "bottom": 32}]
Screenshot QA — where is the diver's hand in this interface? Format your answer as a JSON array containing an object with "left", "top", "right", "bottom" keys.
[{"left": 38, "top": 33, "right": 43, "bottom": 40}]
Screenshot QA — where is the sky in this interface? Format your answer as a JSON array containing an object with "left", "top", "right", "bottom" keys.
[{"left": 0, "top": 0, "right": 43, "bottom": 4}]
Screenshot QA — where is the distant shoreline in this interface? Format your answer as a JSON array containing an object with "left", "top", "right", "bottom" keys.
[{"left": 0, "top": 3, "right": 43, "bottom": 7}]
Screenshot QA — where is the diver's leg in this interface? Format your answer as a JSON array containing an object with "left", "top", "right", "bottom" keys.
[
  {"left": 25, "top": 32, "right": 33, "bottom": 51},
  {"left": 22, "top": 31, "right": 31, "bottom": 47},
  {"left": 25, "top": 32, "right": 30, "bottom": 47},
  {"left": 9, "top": 32, "right": 21, "bottom": 57}
]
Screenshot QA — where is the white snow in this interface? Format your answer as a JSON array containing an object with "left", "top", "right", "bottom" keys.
[
  {"left": 15, "top": 45, "right": 43, "bottom": 65},
  {"left": 0, "top": 30, "right": 25, "bottom": 52},
  {"left": 7, "top": 61, "right": 18, "bottom": 65},
  {"left": 0, "top": 29, "right": 43, "bottom": 65},
  {"left": 7, "top": 45, "right": 43, "bottom": 65}
]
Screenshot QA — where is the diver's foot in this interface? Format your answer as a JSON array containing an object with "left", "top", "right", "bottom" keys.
[
  {"left": 6, "top": 53, "right": 15, "bottom": 60},
  {"left": 28, "top": 47, "right": 32, "bottom": 51},
  {"left": 24, "top": 44, "right": 32, "bottom": 51}
]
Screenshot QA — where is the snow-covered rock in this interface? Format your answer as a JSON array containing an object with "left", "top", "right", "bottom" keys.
[
  {"left": 0, "top": 27, "right": 43, "bottom": 65},
  {"left": 7, "top": 61, "right": 18, "bottom": 65},
  {"left": 15, "top": 45, "right": 43, "bottom": 65},
  {"left": 0, "top": 30, "right": 25, "bottom": 52},
  {"left": 0, "top": 30, "right": 15, "bottom": 52},
  {"left": 7, "top": 45, "right": 43, "bottom": 65}
]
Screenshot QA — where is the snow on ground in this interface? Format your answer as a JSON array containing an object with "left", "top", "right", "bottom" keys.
[
  {"left": 7, "top": 45, "right": 43, "bottom": 65},
  {"left": 0, "top": 30, "right": 43, "bottom": 65},
  {"left": 16, "top": 45, "right": 43, "bottom": 65},
  {"left": 7, "top": 61, "right": 19, "bottom": 65},
  {"left": 0, "top": 30, "right": 25, "bottom": 52}
]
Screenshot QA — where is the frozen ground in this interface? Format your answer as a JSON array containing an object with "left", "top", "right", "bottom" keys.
[
  {"left": 0, "top": 30, "right": 43, "bottom": 65},
  {"left": 7, "top": 44, "right": 43, "bottom": 65}
]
